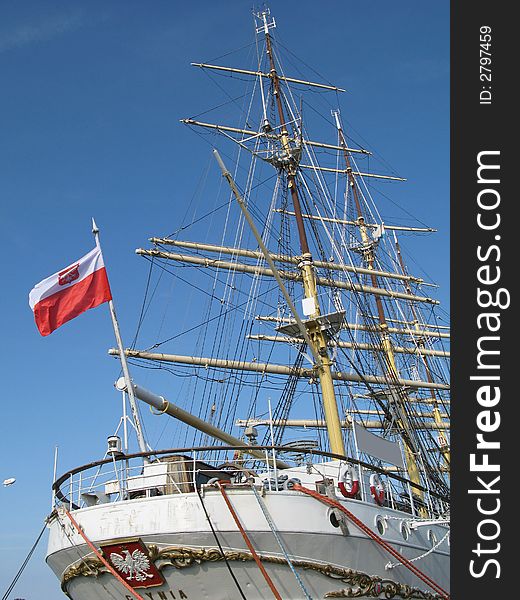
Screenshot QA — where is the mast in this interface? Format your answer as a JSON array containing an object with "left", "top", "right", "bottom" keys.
[
  {"left": 148, "top": 9, "right": 449, "bottom": 493},
  {"left": 394, "top": 233, "right": 451, "bottom": 470},
  {"left": 92, "top": 219, "right": 148, "bottom": 456},
  {"left": 257, "top": 10, "right": 345, "bottom": 456},
  {"left": 333, "top": 111, "right": 425, "bottom": 495}
]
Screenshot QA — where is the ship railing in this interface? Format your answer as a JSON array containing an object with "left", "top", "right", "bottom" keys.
[{"left": 51, "top": 445, "right": 449, "bottom": 519}]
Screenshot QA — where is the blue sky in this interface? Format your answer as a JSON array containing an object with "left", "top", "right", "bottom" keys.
[{"left": 0, "top": 1, "right": 449, "bottom": 598}]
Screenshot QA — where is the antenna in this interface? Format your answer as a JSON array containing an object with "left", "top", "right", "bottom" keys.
[{"left": 254, "top": 8, "right": 276, "bottom": 34}]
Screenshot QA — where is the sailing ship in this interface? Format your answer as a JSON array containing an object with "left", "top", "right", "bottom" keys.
[{"left": 45, "top": 9, "right": 450, "bottom": 600}]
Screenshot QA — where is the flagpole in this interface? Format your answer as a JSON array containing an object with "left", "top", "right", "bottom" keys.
[{"left": 92, "top": 218, "right": 148, "bottom": 456}]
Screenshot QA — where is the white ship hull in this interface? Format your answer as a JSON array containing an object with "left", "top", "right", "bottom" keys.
[{"left": 47, "top": 487, "right": 449, "bottom": 599}]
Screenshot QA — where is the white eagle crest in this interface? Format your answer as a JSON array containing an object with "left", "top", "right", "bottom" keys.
[{"left": 109, "top": 548, "right": 154, "bottom": 581}]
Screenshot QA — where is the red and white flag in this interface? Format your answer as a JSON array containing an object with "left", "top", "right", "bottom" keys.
[{"left": 29, "top": 246, "right": 112, "bottom": 336}]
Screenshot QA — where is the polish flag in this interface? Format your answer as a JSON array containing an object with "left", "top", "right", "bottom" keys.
[{"left": 29, "top": 246, "right": 112, "bottom": 336}]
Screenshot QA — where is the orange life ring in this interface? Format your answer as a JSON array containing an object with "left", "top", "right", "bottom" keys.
[
  {"left": 370, "top": 473, "right": 385, "bottom": 506},
  {"left": 338, "top": 464, "right": 360, "bottom": 498}
]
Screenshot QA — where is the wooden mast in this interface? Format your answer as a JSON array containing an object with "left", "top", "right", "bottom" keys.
[
  {"left": 394, "top": 233, "right": 451, "bottom": 470},
  {"left": 333, "top": 111, "right": 425, "bottom": 496},
  {"left": 258, "top": 10, "right": 346, "bottom": 456}
]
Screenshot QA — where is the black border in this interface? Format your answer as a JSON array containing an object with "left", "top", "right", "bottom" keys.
[{"left": 451, "top": 3, "right": 513, "bottom": 598}]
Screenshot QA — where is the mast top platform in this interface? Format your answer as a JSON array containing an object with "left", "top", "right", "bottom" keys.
[{"left": 255, "top": 9, "right": 276, "bottom": 34}]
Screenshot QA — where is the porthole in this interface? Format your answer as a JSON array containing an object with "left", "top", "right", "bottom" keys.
[
  {"left": 401, "top": 522, "right": 410, "bottom": 541},
  {"left": 330, "top": 511, "right": 340, "bottom": 528},
  {"left": 375, "top": 516, "right": 386, "bottom": 535}
]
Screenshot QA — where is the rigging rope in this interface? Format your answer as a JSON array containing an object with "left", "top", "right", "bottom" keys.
[
  {"left": 1, "top": 522, "right": 47, "bottom": 600},
  {"left": 250, "top": 485, "right": 313, "bottom": 599},
  {"left": 386, "top": 528, "right": 450, "bottom": 570},
  {"left": 60, "top": 509, "right": 145, "bottom": 600},
  {"left": 291, "top": 484, "right": 449, "bottom": 600},
  {"left": 217, "top": 482, "right": 283, "bottom": 600},
  {"left": 195, "top": 485, "right": 248, "bottom": 599}
]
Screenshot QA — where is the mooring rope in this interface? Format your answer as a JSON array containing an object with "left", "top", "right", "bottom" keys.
[
  {"left": 292, "top": 483, "right": 449, "bottom": 600},
  {"left": 61, "top": 508, "right": 145, "bottom": 600},
  {"left": 217, "top": 481, "right": 283, "bottom": 600},
  {"left": 1, "top": 522, "right": 47, "bottom": 600}
]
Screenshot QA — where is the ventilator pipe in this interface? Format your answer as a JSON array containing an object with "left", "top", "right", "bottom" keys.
[{"left": 115, "top": 378, "right": 289, "bottom": 469}]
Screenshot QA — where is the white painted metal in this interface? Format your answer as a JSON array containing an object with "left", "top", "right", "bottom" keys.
[{"left": 47, "top": 484, "right": 449, "bottom": 599}]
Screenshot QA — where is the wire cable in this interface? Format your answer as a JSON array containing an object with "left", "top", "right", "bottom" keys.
[
  {"left": 1, "top": 522, "right": 47, "bottom": 600},
  {"left": 195, "top": 485, "right": 248, "bottom": 600}
]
